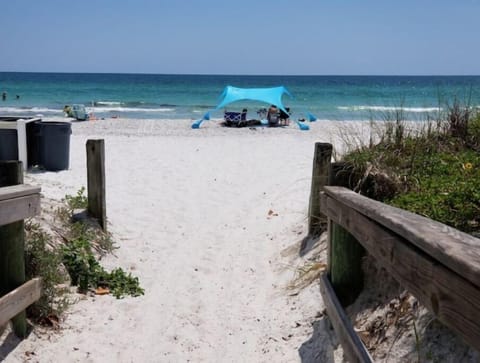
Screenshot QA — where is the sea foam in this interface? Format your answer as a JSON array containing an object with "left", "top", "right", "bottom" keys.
[
  {"left": 0, "top": 106, "right": 62, "bottom": 114},
  {"left": 338, "top": 106, "right": 442, "bottom": 113},
  {"left": 88, "top": 106, "right": 175, "bottom": 113}
]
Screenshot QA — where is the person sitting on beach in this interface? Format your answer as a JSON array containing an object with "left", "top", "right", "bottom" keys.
[
  {"left": 241, "top": 108, "right": 248, "bottom": 121},
  {"left": 63, "top": 105, "right": 72, "bottom": 116},
  {"left": 267, "top": 105, "right": 279, "bottom": 127},
  {"left": 279, "top": 107, "right": 290, "bottom": 126},
  {"left": 257, "top": 107, "right": 267, "bottom": 119}
]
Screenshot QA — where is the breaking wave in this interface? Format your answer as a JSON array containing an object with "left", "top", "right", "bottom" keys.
[
  {"left": 338, "top": 106, "right": 442, "bottom": 113},
  {"left": 0, "top": 106, "right": 62, "bottom": 114},
  {"left": 88, "top": 106, "right": 175, "bottom": 113}
]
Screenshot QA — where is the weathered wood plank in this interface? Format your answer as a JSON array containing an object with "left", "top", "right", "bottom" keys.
[
  {"left": 0, "top": 161, "right": 27, "bottom": 337},
  {"left": 321, "top": 193, "right": 480, "bottom": 351},
  {"left": 327, "top": 163, "right": 365, "bottom": 306},
  {"left": 86, "top": 139, "right": 106, "bottom": 231},
  {"left": 0, "top": 194, "right": 41, "bottom": 226},
  {"left": 323, "top": 186, "right": 480, "bottom": 290},
  {"left": 308, "top": 142, "right": 332, "bottom": 236},
  {"left": 0, "top": 184, "right": 41, "bottom": 202},
  {"left": 0, "top": 278, "right": 42, "bottom": 327},
  {"left": 320, "top": 273, "right": 373, "bottom": 363},
  {"left": 330, "top": 222, "right": 365, "bottom": 306}
]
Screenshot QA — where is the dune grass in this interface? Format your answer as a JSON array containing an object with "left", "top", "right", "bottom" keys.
[{"left": 341, "top": 99, "right": 480, "bottom": 235}]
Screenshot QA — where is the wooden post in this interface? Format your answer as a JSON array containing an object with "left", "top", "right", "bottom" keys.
[
  {"left": 308, "top": 142, "right": 333, "bottom": 236},
  {"left": 328, "top": 162, "right": 365, "bottom": 306},
  {"left": 86, "top": 139, "right": 106, "bottom": 231},
  {"left": 0, "top": 161, "right": 27, "bottom": 337}
]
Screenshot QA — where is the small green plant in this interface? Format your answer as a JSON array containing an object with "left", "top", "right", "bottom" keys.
[
  {"left": 64, "top": 186, "right": 88, "bottom": 212},
  {"left": 62, "top": 236, "right": 144, "bottom": 298},
  {"left": 22, "top": 187, "right": 144, "bottom": 329},
  {"left": 61, "top": 236, "right": 100, "bottom": 291},
  {"left": 96, "top": 268, "right": 144, "bottom": 299},
  {"left": 59, "top": 189, "right": 141, "bottom": 298},
  {"left": 68, "top": 218, "right": 116, "bottom": 255},
  {"left": 24, "top": 222, "right": 70, "bottom": 322},
  {"left": 57, "top": 187, "right": 115, "bottom": 255}
]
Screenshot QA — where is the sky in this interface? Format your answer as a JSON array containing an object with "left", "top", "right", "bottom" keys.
[{"left": 0, "top": 0, "right": 479, "bottom": 75}]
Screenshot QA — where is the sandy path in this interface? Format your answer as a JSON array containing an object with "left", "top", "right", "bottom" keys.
[{"left": 2, "top": 119, "right": 348, "bottom": 362}]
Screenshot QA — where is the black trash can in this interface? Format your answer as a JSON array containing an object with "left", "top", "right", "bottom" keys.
[
  {"left": 37, "top": 121, "right": 72, "bottom": 171},
  {"left": 27, "top": 121, "right": 42, "bottom": 167},
  {"left": 0, "top": 129, "right": 19, "bottom": 161}
]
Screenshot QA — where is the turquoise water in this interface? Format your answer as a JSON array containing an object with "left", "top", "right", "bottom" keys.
[{"left": 0, "top": 72, "right": 479, "bottom": 121}]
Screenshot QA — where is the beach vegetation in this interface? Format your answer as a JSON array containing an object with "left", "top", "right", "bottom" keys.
[
  {"left": 287, "top": 261, "right": 327, "bottom": 293},
  {"left": 23, "top": 188, "right": 144, "bottom": 325},
  {"left": 59, "top": 188, "right": 144, "bottom": 298},
  {"left": 64, "top": 186, "right": 88, "bottom": 212},
  {"left": 341, "top": 99, "right": 480, "bottom": 235},
  {"left": 62, "top": 236, "right": 144, "bottom": 298},
  {"left": 24, "top": 221, "right": 70, "bottom": 325},
  {"left": 61, "top": 187, "right": 115, "bottom": 254},
  {"left": 333, "top": 103, "right": 480, "bottom": 360}
]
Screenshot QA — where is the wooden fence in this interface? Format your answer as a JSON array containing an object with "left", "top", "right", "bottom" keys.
[
  {"left": 0, "top": 161, "right": 42, "bottom": 338},
  {"left": 0, "top": 139, "right": 105, "bottom": 339},
  {"left": 307, "top": 142, "right": 480, "bottom": 363}
]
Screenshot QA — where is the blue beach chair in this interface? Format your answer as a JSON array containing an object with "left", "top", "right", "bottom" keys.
[{"left": 224, "top": 109, "right": 247, "bottom": 127}]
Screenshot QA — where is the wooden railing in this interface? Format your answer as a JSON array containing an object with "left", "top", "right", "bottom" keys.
[
  {"left": 307, "top": 142, "right": 480, "bottom": 362},
  {"left": 0, "top": 161, "right": 42, "bottom": 338}
]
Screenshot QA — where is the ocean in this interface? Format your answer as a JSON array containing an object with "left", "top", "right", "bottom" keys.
[{"left": 1, "top": 72, "right": 479, "bottom": 122}]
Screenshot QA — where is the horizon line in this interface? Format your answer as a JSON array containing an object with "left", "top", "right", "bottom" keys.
[{"left": 1, "top": 71, "right": 479, "bottom": 77}]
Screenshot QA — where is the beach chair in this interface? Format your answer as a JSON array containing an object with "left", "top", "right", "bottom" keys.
[{"left": 224, "top": 109, "right": 247, "bottom": 127}]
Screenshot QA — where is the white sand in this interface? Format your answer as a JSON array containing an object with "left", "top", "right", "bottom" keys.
[{"left": 1, "top": 118, "right": 374, "bottom": 362}]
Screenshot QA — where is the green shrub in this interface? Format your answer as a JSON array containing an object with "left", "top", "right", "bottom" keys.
[
  {"left": 341, "top": 105, "right": 480, "bottom": 236},
  {"left": 64, "top": 186, "right": 88, "bottom": 211},
  {"left": 467, "top": 112, "right": 480, "bottom": 150},
  {"left": 59, "top": 187, "right": 115, "bottom": 255},
  {"left": 24, "top": 187, "right": 143, "bottom": 327},
  {"left": 62, "top": 237, "right": 144, "bottom": 298},
  {"left": 24, "top": 222, "right": 70, "bottom": 322},
  {"left": 61, "top": 188, "right": 141, "bottom": 297},
  {"left": 389, "top": 149, "right": 480, "bottom": 232}
]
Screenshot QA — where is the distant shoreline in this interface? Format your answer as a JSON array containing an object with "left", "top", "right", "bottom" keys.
[
  {"left": 1, "top": 73, "right": 479, "bottom": 122},
  {"left": 2, "top": 71, "right": 480, "bottom": 76}
]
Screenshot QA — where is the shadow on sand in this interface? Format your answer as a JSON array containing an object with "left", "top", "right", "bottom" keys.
[
  {"left": 299, "top": 316, "right": 340, "bottom": 363},
  {"left": 295, "top": 232, "right": 343, "bottom": 362},
  {"left": 0, "top": 330, "right": 25, "bottom": 361},
  {"left": 299, "top": 234, "right": 323, "bottom": 257}
]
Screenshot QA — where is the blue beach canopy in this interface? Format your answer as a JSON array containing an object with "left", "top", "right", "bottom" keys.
[
  {"left": 215, "top": 85, "right": 292, "bottom": 113},
  {"left": 192, "top": 85, "right": 312, "bottom": 130}
]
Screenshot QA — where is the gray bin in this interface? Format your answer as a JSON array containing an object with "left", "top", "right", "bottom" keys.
[
  {"left": 27, "top": 121, "right": 42, "bottom": 167},
  {"left": 0, "top": 129, "right": 18, "bottom": 161},
  {"left": 37, "top": 122, "right": 72, "bottom": 171}
]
